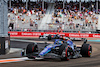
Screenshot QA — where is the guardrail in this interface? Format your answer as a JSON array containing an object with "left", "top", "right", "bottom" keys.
[{"left": 9, "top": 29, "right": 97, "bottom": 33}]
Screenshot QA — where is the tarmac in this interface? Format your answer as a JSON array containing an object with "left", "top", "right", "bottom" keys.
[
  {"left": 7, "top": 37, "right": 100, "bottom": 55},
  {"left": 0, "top": 39, "right": 100, "bottom": 67},
  {"left": 8, "top": 48, "right": 23, "bottom": 54},
  {"left": 0, "top": 37, "right": 98, "bottom": 59}
]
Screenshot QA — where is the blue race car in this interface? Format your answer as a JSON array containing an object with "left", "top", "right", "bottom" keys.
[{"left": 26, "top": 39, "right": 92, "bottom": 61}]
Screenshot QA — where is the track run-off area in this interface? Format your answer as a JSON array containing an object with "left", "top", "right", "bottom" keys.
[{"left": 0, "top": 38, "right": 100, "bottom": 67}]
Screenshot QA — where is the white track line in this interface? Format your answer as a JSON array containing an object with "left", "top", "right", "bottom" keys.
[
  {"left": 0, "top": 57, "right": 44, "bottom": 64},
  {"left": 0, "top": 57, "right": 30, "bottom": 63},
  {"left": 11, "top": 39, "right": 53, "bottom": 44}
]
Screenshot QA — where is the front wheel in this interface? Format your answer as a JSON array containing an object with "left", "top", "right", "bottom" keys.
[
  {"left": 26, "top": 43, "right": 38, "bottom": 59},
  {"left": 61, "top": 46, "right": 72, "bottom": 61}
]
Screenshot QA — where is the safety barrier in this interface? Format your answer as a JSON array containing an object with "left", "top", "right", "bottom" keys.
[{"left": 8, "top": 31, "right": 100, "bottom": 38}]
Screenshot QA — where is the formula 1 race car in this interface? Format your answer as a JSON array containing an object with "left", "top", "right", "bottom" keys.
[
  {"left": 26, "top": 39, "right": 92, "bottom": 61},
  {"left": 39, "top": 34, "right": 86, "bottom": 41},
  {"left": 39, "top": 34, "right": 49, "bottom": 39},
  {"left": 39, "top": 34, "right": 61, "bottom": 40}
]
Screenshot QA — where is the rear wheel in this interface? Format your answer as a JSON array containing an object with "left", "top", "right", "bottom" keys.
[{"left": 81, "top": 44, "right": 92, "bottom": 57}]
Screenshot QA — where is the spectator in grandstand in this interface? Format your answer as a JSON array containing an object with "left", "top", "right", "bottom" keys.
[
  {"left": 57, "top": 26, "right": 63, "bottom": 33},
  {"left": 24, "top": 28, "right": 27, "bottom": 32},
  {"left": 55, "top": 19, "right": 59, "bottom": 23},
  {"left": 36, "top": 11, "right": 39, "bottom": 17},
  {"left": 22, "top": 18, "right": 25, "bottom": 24},
  {"left": 69, "top": 20, "right": 75, "bottom": 29},
  {"left": 26, "top": 10, "right": 31, "bottom": 16},
  {"left": 13, "top": 8, "right": 17, "bottom": 14},
  {"left": 32, "top": 9, "right": 35, "bottom": 15},
  {"left": 9, "top": 26, "right": 12, "bottom": 31},
  {"left": 22, "top": 9, "right": 26, "bottom": 14},
  {"left": 16, "top": 24, "right": 19, "bottom": 29},
  {"left": 96, "top": 22, "right": 98, "bottom": 30},
  {"left": 10, "top": 7, "right": 13, "bottom": 12},
  {"left": 30, "top": 18, "right": 33, "bottom": 26},
  {"left": 49, "top": 23, "right": 53, "bottom": 29},
  {"left": 27, "top": 28, "right": 32, "bottom": 32},
  {"left": 8, "top": 1, "right": 98, "bottom": 32}
]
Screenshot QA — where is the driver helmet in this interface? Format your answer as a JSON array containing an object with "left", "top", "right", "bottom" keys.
[{"left": 56, "top": 41, "right": 63, "bottom": 45}]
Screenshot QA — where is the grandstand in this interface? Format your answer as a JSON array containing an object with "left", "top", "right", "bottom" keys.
[{"left": 7, "top": 0, "right": 100, "bottom": 33}]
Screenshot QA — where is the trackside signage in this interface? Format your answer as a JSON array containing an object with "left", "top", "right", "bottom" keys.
[
  {"left": 8, "top": 31, "right": 100, "bottom": 38},
  {"left": 8, "top": 32, "right": 41, "bottom": 37},
  {"left": 68, "top": 33, "right": 89, "bottom": 38},
  {"left": 93, "top": 34, "right": 100, "bottom": 38}
]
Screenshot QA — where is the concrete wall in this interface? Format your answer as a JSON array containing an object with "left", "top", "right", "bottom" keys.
[{"left": 0, "top": 0, "right": 8, "bottom": 37}]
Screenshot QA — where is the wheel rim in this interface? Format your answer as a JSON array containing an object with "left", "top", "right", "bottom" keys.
[
  {"left": 66, "top": 47, "right": 71, "bottom": 60},
  {"left": 32, "top": 46, "right": 34, "bottom": 52},
  {"left": 88, "top": 45, "right": 92, "bottom": 57}
]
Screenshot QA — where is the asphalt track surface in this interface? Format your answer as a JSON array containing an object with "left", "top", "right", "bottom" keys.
[{"left": 0, "top": 39, "right": 100, "bottom": 67}]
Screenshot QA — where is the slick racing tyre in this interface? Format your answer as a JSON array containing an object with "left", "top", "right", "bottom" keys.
[
  {"left": 60, "top": 46, "right": 72, "bottom": 61},
  {"left": 26, "top": 43, "right": 38, "bottom": 54},
  {"left": 81, "top": 44, "right": 92, "bottom": 57},
  {"left": 47, "top": 35, "right": 52, "bottom": 40}
]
